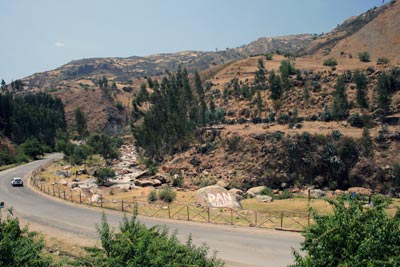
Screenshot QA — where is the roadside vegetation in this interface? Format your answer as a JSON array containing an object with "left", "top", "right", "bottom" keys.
[
  {"left": 0, "top": 209, "right": 224, "bottom": 267},
  {"left": 291, "top": 196, "right": 400, "bottom": 267}
]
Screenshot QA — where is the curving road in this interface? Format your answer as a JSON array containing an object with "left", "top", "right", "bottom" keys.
[{"left": 0, "top": 154, "right": 302, "bottom": 267}]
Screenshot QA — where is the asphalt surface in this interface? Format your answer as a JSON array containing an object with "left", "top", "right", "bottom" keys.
[{"left": 0, "top": 154, "right": 303, "bottom": 267}]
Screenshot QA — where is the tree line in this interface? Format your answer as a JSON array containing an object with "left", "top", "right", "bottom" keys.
[
  {"left": 132, "top": 67, "right": 222, "bottom": 160},
  {"left": 0, "top": 92, "right": 66, "bottom": 164}
]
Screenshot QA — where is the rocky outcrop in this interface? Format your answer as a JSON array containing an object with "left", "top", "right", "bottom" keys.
[
  {"left": 195, "top": 185, "right": 241, "bottom": 209},
  {"left": 246, "top": 186, "right": 267, "bottom": 198}
]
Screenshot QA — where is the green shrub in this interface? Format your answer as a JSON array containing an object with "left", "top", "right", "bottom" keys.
[
  {"left": 260, "top": 187, "right": 274, "bottom": 196},
  {"left": 172, "top": 175, "right": 183, "bottom": 187},
  {"left": 394, "top": 162, "right": 400, "bottom": 188},
  {"left": 358, "top": 51, "right": 371, "bottom": 62},
  {"left": 377, "top": 57, "right": 390, "bottom": 65},
  {"left": 265, "top": 53, "right": 273, "bottom": 60},
  {"left": 323, "top": 58, "right": 338, "bottom": 67},
  {"left": 278, "top": 189, "right": 293, "bottom": 199},
  {"left": 0, "top": 211, "right": 54, "bottom": 266},
  {"left": 95, "top": 167, "right": 115, "bottom": 185},
  {"left": 291, "top": 197, "right": 400, "bottom": 267},
  {"left": 148, "top": 190, "right": 158, "bottom": 202},
  {"left": 348, "top": 112, "right": 364, "bottom": 128},
  {"left": 159, "top": 186, "right": 176, "bottom": 203},
  {"left": 226, "top": 136, "right": 241, "bottom": 152},
  {"left": 84, "top": 213, "right": 224, "bottom": 266},
  {"left": 0, "top": 150, "right": 15, "bottom": 165},
  {"left": 15, "top": 152, "right": 29, "bottom": 164}
]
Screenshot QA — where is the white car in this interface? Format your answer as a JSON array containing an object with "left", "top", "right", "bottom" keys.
[{"left": 11, "top": 177, "right": 23, "bottom": 186}]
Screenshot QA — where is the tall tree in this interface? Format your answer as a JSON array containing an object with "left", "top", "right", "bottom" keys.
[
  {"left": 354, "top": 70, "right": 368, "bottom": 109},
  {"left": 376, "top": 72, "right": 392, "bottom": 116},
  {"left": 269, "top": 71, "right": 282, "bottom": 100},
  {"left": 254, "top": 58, "right": 266, "bottom": 90},
  {"left": 74, "top": 107, "right": 88, "bottom": 138},
  {"left": 331, "top": 75, "right": 349, "bottom": 120},
  {"left": 195, "top": 71, "right": 208, "bottom": 126}
]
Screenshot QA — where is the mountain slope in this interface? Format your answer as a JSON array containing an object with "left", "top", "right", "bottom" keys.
[{"left": 19, "top": 34, "right": 313, "bottom": 133}]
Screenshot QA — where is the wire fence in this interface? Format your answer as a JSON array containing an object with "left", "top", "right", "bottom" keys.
[{"left": 30, "top": 166, "right": 310, "bottom": 231}]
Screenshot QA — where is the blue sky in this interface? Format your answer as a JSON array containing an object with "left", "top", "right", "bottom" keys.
[{"left": 0, "top": 0, "right": 384, "bottom": 82}]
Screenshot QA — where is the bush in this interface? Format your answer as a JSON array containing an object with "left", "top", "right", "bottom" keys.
[
  {"left": 82, "top": 213, "right": 224, "bottom": 266},
  {"left": 278, "top": 189, "right": 292, "bottom": 199},
  {"left": 172, "top": 175, "right": 183, "bottom": 187},
  {"left": 358, "top": 51, "right": 371, "bottom": 62},
  {"left": 226, "top": 136, "right": 241, "bottom": 152},
  {"left": 15, "top": 152, "right": 29, "bottom": 164},
  {"left": 0, "top": 150, "right": 15, "bottom": 165},
  {"left": 348, "top": 112, "right": 364, "bottom": 128},
  {"left": 260, "top": 187, "right": 274, "bottom": 196},
  {"left": 394, "top": 162, "right": 400, "bottom": 188},
  {"left": 159, "top": 186, "right": 176, "bottom": 203},
  {"left": 148, "top": 190, "right": 158, "bottom": 202},
  {"left": 323, "top": 58, "right": 338, "bottom": 66},
  {"left": 95, "top": 167, "right": 115, "bottom": 185},
  {"left": 290, "top": 197, "right": 400, "bottom": 267},
  {"left": 377, "top": 57, "right": 390, "bottom": 65},
  {"left": 0, "top": 211, "right": 54, "bottom": 266},
  {"left": 265, "top": 53, "right": 273, "bottom": 60}
]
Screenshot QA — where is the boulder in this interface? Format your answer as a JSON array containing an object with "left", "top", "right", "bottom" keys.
[
  {"left": 216, "top": 180, "right": 229, "bottom": 189},
  {"left": 347, "top": 187, "right": 372, "bottom": 196},
  {"left": 256, "top": 195, "right": 273, "bottom": 203},
  {"left": 152, "top": 179, "right": 162, "bottom": 187},
  {"left": 135, "top": 179, "right": 155, "bottom": 187},
  {"left": 59, "top": 179, "right": 68, "bottom": 186},
  {"left": 91, "top": 194, "right": 100, "bottom": 203},
  {"left": 195, "top": 185, "right": 241, "bottom": 209},
  {"left": 246, "top": 186, "right": 267, "bottom": 198},
  {"left": 229, "top": 188, "right": 244, "bottom": 196},
  {"left": 309, "top": 189, "right": 326, "bottom": 198}
]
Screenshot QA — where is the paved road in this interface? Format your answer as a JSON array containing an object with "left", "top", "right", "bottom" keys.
[{"left": 0, "top": 154, "right": 303, "bottom": 267}]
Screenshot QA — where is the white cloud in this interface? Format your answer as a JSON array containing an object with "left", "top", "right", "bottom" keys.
[{"left": 55, "top": 42, "right": 65, "bottom": 48}]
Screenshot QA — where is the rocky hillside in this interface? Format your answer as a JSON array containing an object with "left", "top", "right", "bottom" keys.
[
  {"left": 303, "top": 1, "right": 400, "bottom": 65},
  {"left": 17, "top": 34, "right": 313, "bottom": 133}
]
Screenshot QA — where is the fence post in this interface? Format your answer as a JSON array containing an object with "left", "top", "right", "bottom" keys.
[
  {"left": 230, "top": 208, "right": 233, "bottom": 225},
  {"left": 79, "top": 192, "right": 82, "bottom": 204},
  {"left": 63, "top": 191, "right": 66, "bottom": 200},
  {"left": 58, "top": 189, "right": 60, "bottom": 198},
  {"left": 100, "top": 195, "right": 103, "bottom": 208},
  {"left": 121, "top": 200, "right": 124, "bottom": 212},
  {"left": 255, "top": 211, "right": 258, "bottom": 226},
  {"left": 70, "top": 190, "right": 73, "bottom": 202},
  {"left": 52, "top": 184, "right": 55, "bottom": 196},
  {"left": 168, "top": 205, "right": 171, "bottom": 219},
  {"left": 280, "top": 211, "right": 284, "bottom": 228},
  {"left": 307, "top": 210, "right": 310, "bottom": 226},
  {"left": 187, "top": 206, "right": 190, "bottom": 221},
  {"left": 207, "top": 207, "right": 210, "bottom": 223}
]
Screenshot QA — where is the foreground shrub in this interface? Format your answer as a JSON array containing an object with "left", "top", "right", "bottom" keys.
[
  {"left": 290, "top": 196, "right": 400, "bottom": 267},
  {"left": 76, "top": 213, "right": 224, "bottom": 267},
  {"left": 0, "top": 210, "right": 54, "bottom": 267}
]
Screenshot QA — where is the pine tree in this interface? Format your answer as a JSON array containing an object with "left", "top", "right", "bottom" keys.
[
  {"left": 254, "top": 58, "right": 266, "bottom": 90},
  {"left": 354, "top": 70, "right": 368, "bottom": 109},
  {"left": 74, "top": 107, "right": 88, "bottom": 138},
  {"left": 269, "top": 71, "right": 282, "bottom": 100},
  {"left": 331, "top": 75, "right": 349, "bottom": 120},
  {"left": 376, "top": 72, "right": 391, "bottom": 116},
  {"left": 361, "top": 127, "right": 373, "bottom": 157},
  {"left": 256, "top": 91, "right": 262, "bottom": 117}
]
